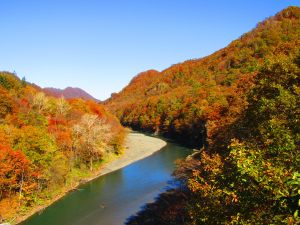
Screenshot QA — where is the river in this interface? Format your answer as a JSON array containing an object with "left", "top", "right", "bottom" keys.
[{"left": 20, "top": 140, "right": 191, "bottom": 225}]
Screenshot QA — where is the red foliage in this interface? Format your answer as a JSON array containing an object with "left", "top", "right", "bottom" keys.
[
  {"left": 0, "top": 145, "right": 30, "bottom": 198},
  {"left": 87, "top": 100, "right": 105, "bottom": 118}
]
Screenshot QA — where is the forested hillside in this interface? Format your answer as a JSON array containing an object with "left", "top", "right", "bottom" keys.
[
  {"left": 1, "top": 5, "right": 299, "bottom": 225},
  {"left": 106, "top": 6, "right": 300, "bottom": 224},
  {"left": 106, "top": 6, "right": 300, "bottom": 148},
  {"left": 127, "top": 51, "right": 300, "bottom": 225},
  {"left": 0, "top": 72, "right": 125, "bottom": 222}
]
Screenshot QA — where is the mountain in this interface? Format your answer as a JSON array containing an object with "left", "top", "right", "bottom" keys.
[
  {"left": 44, "top": 87, "right": 99, "bottom": 101},
  {"left": 123, "top": 6, "right": 300, "bottom": 224},
  {"left": 106, "top": 6, "right": 300, "bottom": 148}
]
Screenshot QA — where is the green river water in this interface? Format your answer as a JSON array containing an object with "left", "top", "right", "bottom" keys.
[{"left": 20, "top": 140, "right": 191, "bottom": 225}]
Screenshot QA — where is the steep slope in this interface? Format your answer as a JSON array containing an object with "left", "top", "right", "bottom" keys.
[
  {"left": 106, "top": 6, "right": 300, "bottom": 148},
  {"left": 0, "top": 72, "right": 125, "bottom": 223},
  {"left": 127, "top": 53, "right": 300, "bottom": 224},
  {"left": 44, "top": 87, "right": 99, "bottom": 101},
  {"left": 125, "top": 7, "right": 300, "bottom": 224}
]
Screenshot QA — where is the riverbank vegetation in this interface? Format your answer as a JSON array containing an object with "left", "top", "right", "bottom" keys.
[
  {"left": 1, "top": 5, "right": 299, "bottom": 225},
  {"left": 0, "top": 73, "right": 125, "bottom": 223},
  {"left": 107, "top": 6, "right": 300, "bottom": 224},
  {"left": 106, "top": 6, "right": 300, "bottom": 149}
]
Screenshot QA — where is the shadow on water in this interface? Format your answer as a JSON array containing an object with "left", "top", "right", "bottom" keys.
[
  {"left": 20, "top": 141, "right": 192, "bottom": 225},
  {"left": 125, "top": 179, "right": 182, "bottom": 225},
  {"left": 125, "top": 184, "right": 190, "bottom": 225}
]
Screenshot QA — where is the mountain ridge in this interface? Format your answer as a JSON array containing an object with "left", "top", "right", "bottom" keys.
[
  {"left": 106, "top": 6, "right": 300, "bottom": 148},
  {"left": 44, "top": 86, "right": 99, "bottom": 101},
  {"left": 123, "top": 6, "right": 300, "bottom": 224}
]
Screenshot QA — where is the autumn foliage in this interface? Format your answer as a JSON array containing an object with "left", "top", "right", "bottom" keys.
[
  {"left": 106, "top": 6, "right": 300, "bottom": 149},
  {"left": 171, "top": 51, "right": 300, "bottom": 225},
  {"left": 117, "top": 6, "right": 300, "bottom": 225},
  {"left": 0, "top": 71, "right": 125, "bottom": 222},
  {"left": 0, "top": 145, "right": 30, "bottom": 199}
]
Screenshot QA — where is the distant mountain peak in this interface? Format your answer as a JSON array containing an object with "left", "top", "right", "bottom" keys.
[{"left": 43, "top": 87, "right": 99, "bottom": 101}]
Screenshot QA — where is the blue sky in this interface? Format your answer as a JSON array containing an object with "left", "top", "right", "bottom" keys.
[{"left": 0, "top": 1, "right": 299, "bottom": 100}]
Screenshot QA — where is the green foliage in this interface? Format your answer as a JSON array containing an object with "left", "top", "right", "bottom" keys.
[
  {"left": 14, "top": 126, "right": 57, "bottom": 169},
  {"left": 18, "top": 111, "right": 48, "bottom": 127},
  {"left": 0, "top": 88, "right": 14, "bottom": 119},
  {"left": 116, "top": 8, "right": 300, "bottom": 224},
  {"left": 0, "top": 72, "right": 126, "bottom": 222},
  {"left": 127, "top": 16, "right": 300, "bottom": 222},
  {"left": 107, "top": 6, "right": 300, "bottom": 149},
  {"left": 48, "top": 153, "right": 69, "bottom": 186},
  {"left": 0, "top": 72, "right": 21, "bottom": 91},
  {"left": 178, "top": 52, "right": 300, "bottom": 225},
  {"left": 232, "top": 54, "right": 299, "bottom": 222}
]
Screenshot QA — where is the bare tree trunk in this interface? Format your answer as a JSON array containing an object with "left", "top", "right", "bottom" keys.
[
  {"left": 90, "top": 157, "right": 93, "bottom": 171},
  {"left": 19, "top": 170, "right": 24, "bottom": 206}
]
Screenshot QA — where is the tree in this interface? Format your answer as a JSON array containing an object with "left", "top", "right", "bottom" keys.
[
  {"left": 14, "top": 126, "right": 56, "bottom": 172},
  {"left": 177, "top": 53, "right": 300, "bottom": 224},
  {"left": 31, "top": 92, "right": 49, "bottom": 114},
  {"left": 229, "top": 54, "right": 300, "bottom": 223},
  {"left": 0, "top": 145, "right": 30, "bottom": 201},
  {"left": 72, "top": 114, "right": 111, "bottom": 170},
  {"left": 0, "top": 88, "right": 14, "bottom": 119},
  {"left": 56, "top": 97, "right": 70, "bottom": 117}
]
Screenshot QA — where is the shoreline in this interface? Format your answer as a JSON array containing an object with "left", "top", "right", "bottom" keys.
[
  {"left": 14, "top": 132, "right": 167, "bottom": 225},
  {"left": 97, "top": 132, "right": 167, "bottom": 177}
]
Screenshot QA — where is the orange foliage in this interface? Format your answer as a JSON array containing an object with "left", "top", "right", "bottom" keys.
[
  {"left": 86, "top": 100, "right": 105, "bottom": 118},
  {"left": 106, "top": 7, "right": 300, "bottom": 148},
  {"left": 0, "top": 145, "right": 30, "bottom": 198}
]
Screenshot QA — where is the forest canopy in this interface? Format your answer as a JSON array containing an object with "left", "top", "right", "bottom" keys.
[
  {"left": 0, "top": 71, "right": 125, "bottom": 221},
  {"left": 108, "top": 6, "right": 300, "bottom": 225}
]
